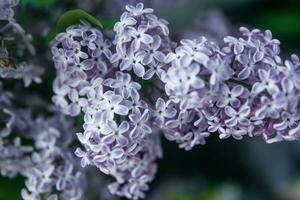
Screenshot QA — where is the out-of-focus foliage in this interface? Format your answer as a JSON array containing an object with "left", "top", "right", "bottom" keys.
[{"left": 255, "top": 11, "right": 300, "bottom": 37}]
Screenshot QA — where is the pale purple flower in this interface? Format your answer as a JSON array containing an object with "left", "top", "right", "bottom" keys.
[
  {"left": 125, "top": 2, "right": 153, "bottom": 17},
  {"left": 219, "top": 128, "right": 247, "bottom": 140},
  {"left": 120, "top": 49, "right": 145, "bottom": 77},
  {"left": 280, "top": 56, "right": 300, "bottom": 89},
  {"left": 67, "top": 42, "right": 89, "bottom": 64},
  {"left": 153, "top": 98, "right": 176, "bottom": 127},
  {"left": 128, "top": 25, "right": 154, "bottom": 52},
  {"left": 273, "top": 111, "right": 300, "bottom": 131},
  {"left": 114, "top": 12, "right": 137, "bottom": 34},
  {"left": 102, "top": 121, "right": 130, "bottom": 147},
  {"left": 129, "top": 109, "right": 152, "bottom": 139},
  {"left": 225, "top": 103, "right": 251, "bottom": 127},
  {"left": 251, "top": 69, "right": 279, "bottom": 95},
  {"left": 217, "top": 85, "right": 245, "bottom": 108},
  {"left": 103, "top": 72, "right": 141, "bottom": 99},
  {"left": 80, "top": 30, "right": 97, "bottom": 50},
  {"left": 101, "top": 93, "right": 129, "bottom": 117},
  {"left": 75, "top": 148, "right": 91, "bottom": 168},
  {"left": 93, "top": 145, "right": 125, "bottom": 170},
  {"left": 207, "top": 57, "right": 233, "bottom": 85},
  {"left": 255, "top": 96, "right": 283, "bottom": 119}
]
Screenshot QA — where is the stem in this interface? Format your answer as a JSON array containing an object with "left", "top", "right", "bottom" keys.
[{"left": 226, "top": 78, "right": 252, "bottom": 90}]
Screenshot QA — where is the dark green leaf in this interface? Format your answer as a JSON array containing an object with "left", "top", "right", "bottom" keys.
[
  {"left": 255, "top": 11, "right": 300, "bottom": 37},
  {"left": 101, "top": 18, "right": 119, "bottom": 29},
  {"left": 47, "top": 9, "right": 103, "bottom": 43},
  {"left": 0, "top": 176, "right": 24, "bottom": 200},
  {"left": 55, "top": 9, "right": 103, "bottom": 34}
]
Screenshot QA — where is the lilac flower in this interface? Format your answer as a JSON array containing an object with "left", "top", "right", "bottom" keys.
[
  {"left": 275, "top": 78, "right": 298, "bottom": 109},
  {"left": 235, "top": 53, "right": 258, "bottom": 80},
  {"left": 129, "top": 109, "right": 152, "bottom": 139},
  {"left": 103, "top": 72, "right": 141, "bottom": 99},
  {"left": 224, "top": 103, "right": 250, "bottom": 127},
  {"left": 207, "top": 117, "right": 225, "bottom": 134},
  {"left": 113, "top": 2, "right": 173, "bottom": 79},
  {"left": 51, "top": 22, "right": 113, "bottom": 115},
  {"left": 119, "top": 49, "right": 146, "bottom": 77},
  {"left": 0, "top": 0, "right": 18, "bottom": 21},
  {"left": 114, "top": 12, "right": 137, "bottom": 34},
  {"left": 224, "top": 36, "right": 244, "bottom": 54},
  {"left": 0, "top": 102, "right": 86, "bottom": 200},
  {"left": 251, "top": 69, "right": 279, "bottom": 95},
  {"left": 101, "top": 93, "right": 129, "bottom": 117},
  {"left": 48, "top": 3, "right": 300, "bottom": 200},
  {"left": 217, "top": 85, "right": 246, "bottom": 108},
  {"left": 102, "top": 120, "right": 130, "bottom": 147},
  {"left": 80, "top": 30, "right": 97, "bottom": 50},
  {"left": 125, "top": 90, "right": 146, "bottom": 114},
  {"left": 67, "top": 89, "right": 88, "bottom": 116},
  {"left": 273, "top": 111, "right": 300, "bottom": 131},
  {"left": 128, "top": 25, "right": 154, "bottom": 51},
  {"left": 180, "top": 41, "right": 209, "bottom": 66},
  {"left": 255, "top": 96, "right": 283, "bottom": 120},
  {"left": 55, "top": 164, "right": 74, "bottom": 191},
  {"left": 207, "top": 57, "right": 233, "bottom": 85},
  {"left": 67, "top": 42, "right": 89, "bottom": 64},
  {"left": 152, "top": 98, "right": 176, "bottom": 128},
  {"left": 125, "top": 3, "right": 153, "bottom": 17},
  {"left": 93, "top": 145, "right": 125, "bottom": 171},
  {"left": 280, "top": 55, "right": 300, "bottom": 89},
  {"left": 75, "top": 148, "right": 91, "bottom": 168},
  {"left": 219, "top": 128, "right": 247, "bottom": 140},
  {"left": 139, "top": 35, "right": 164, "bottom": 65}
]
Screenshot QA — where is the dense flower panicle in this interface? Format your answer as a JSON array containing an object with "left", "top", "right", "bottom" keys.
[
  {"left": 157, "top": 26, "right": 300, "bottom": 151},
  {"left": 0, "top": 49, "right": 43, "bottom": 86},
  {"left": 224, "top": 27, "right": 281, "bottom": 81},
  {"left": 112, "top": 2, "right": 175, "bottom": 79},
  {"left": 51, "top": 17, "right": 163, "bottom": 199},
  {"left": 19, "top": 113, "right": 86, "bottom": 200},
  {"left": 0, "top": 0, "right": 19, "bottom": 21},
  {"left": 0, "top": 83, "right": 86, "bottom": 200},
  {"left": 0, "top": 0, "right": 43, "bottom": 86},
  {"left": 49, "top": 3, "right": 300, "bottom": 200},
  {"left": 158, "top": 37, "right": 232, "bottom": 150},
  {"left": 222, "top": 28, "right": 300, "bottom": 142},
  {"left": 51, "top": 22, "right": 114, "bottom": 116}
]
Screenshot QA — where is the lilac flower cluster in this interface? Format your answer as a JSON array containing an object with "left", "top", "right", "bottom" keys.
[
  {"left": 0, "top": 0, "right": 43, "bottom": 86},
  {"left": 20, "top": 113, "right": 86, "bottom": 200},
  {"left": 0, "top": 0, "right": 18, "bottom": 21},
  {"left": 159, "top": 27, "right": 300, "bottom": 150},
  {"left": 0, "top": 2, "right": 85, "bottom": 196},
  {"left": 160, "top": 37, "right": 228, "bottom": 150},
  {"left": 0, "top": 84, "right": 86, "bottom": 200},
  {"left": 0, "top": 48, "right": 43, "bottom": 86},
  {"left": 51, "top": 5, "right": 169, "bottom": 198},
  {"left": 51, "top": 21, "right": 113, "bottom": 116},
  {"left": 50, "top": 2, "right": 300, "bottom": 200},
  {"left": 112, "top": 2, "right": 174, "bottom": 79}
]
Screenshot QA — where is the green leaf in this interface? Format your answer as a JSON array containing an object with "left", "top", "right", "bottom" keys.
[
  {"left": 101, "top": 18, "right": 119, "bottom": 29},
  {"left": 0, "top": 176, "right": 24, "bottom": 200},
  {"left": 75, "top": 114, "right": 84, "bottom": 127},
  {"left": 255, "top": 11, "right": 300, "bottom": 37},
  {"left": 55, "top": 9, "right": 103, "bottom": 34},
  {"left": 47, "top": 9, "right": 103, "bottom": 43}
]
